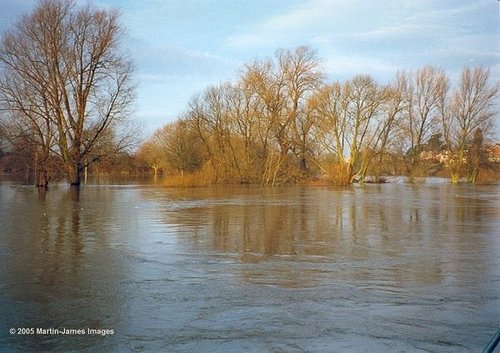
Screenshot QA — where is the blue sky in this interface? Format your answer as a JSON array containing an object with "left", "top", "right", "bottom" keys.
[{"left": 0, "top": 0, "right": 498, "bottom": 135}]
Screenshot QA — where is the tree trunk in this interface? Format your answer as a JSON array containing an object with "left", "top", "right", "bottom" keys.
[
  {"left": 449, "top": 172, "right": 460, "bottom": 184},
  {"left": 34, "top": 149, "right": 49, "bottom": 188},
  {"left": 447, "top": 150, "right": 465, "bottom": 184},
  {"left": 299, "top": 156, "right": 308, "bottom": 174},
  {"left": 36, "top": 168, "right": 49, "bottom": 188},
  {"left": 329, "top": 160, "right": 353, "bottom": 186},
  {"left": 469, "top": 169, "right": 480, "bottom": 184},
  {"left": 67, "top": 163, "right": 83, "bottom": 187}
]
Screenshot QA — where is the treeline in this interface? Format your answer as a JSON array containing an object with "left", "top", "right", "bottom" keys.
[
  {"left": 137, "top": 46, "right": 499, "bottom": 186},
  {"left": 1, "top": 1, "right": 498, "bottom": 187}
]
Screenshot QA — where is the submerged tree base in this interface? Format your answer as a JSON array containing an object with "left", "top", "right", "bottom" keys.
[{"left": 160, "top": 168, "right": 499, "bottom": 187}]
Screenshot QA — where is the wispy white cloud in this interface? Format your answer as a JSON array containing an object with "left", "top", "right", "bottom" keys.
[
  {"left": 226, "top": 0, "right": 337, "bottom": 50},
  {"left": 347, "top": 23, "right": 436, "bottom": 42},
  {"left": 226, "top": 0, "right": 403, "bottom": 50},
  {"left": 129, "top": 36, "right": 236, "bottom": 78},
  {"left": 323, "top": 55, "right": 398, "bottom": 81},
  {"left": 226, "top": 0, "right": 498, "bottom": 82}
]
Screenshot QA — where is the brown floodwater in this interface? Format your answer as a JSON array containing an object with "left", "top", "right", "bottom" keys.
[{"left": 0, "top": 181, "right": 499, "bottom": 352}]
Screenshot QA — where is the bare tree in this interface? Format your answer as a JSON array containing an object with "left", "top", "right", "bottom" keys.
[
  {"left": 0, "top": 0, "right": 135, "bottom": 187},
  {"left": 240, "top": 46, "right": 322, "bottom": 184},
  {"left": 136, "top": 139, "right": 164, "bottom": 176},
  {"left": 278, "top": 46, "right": 323, "bottom": 173},
  {"left": 183, "top": 83, "right": 239, "bottom": 183},
  {"left": 397, "top": 66, "right": 449, "bottom": 179},
  {"left": 240, "top": 59, "right": 282, "bottom": 185},
  {"left": 467, "top": 128, "right": 486, "bottom": 184},
  {"left": 311, "top": 75, "right": 386, "bottom": 185},
  {"left": 440, "top": 67, "right": 498, "bottom": 183},
  {"left": 225, "top": 83, "right": 262, "bottom": 182},
  {"left": 155, "top": 119, "right": 203, "bottom": 178},
  {"left": 0, "top": 123, "right": 6, "bottom": 156},
  {"left": 368, "top": 78, "right": 407, "bottom": 181},
  {"left": 309, "top": 81, "right": 349, "bottom": 184},
  {"left": 0, "top": 68, "right": 58, "bottom": 186}
]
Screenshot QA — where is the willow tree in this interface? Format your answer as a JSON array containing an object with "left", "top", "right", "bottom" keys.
[{"left": 0, "top": 0, "right": 135, "bottom": 186}]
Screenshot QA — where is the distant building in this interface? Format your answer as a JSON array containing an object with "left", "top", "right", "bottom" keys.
[
  {"left": 487, "top": 143, "right": 500, "bottom": 163},
  {"left": 419, "top": 142, "right": 500, "bottom": 165}
]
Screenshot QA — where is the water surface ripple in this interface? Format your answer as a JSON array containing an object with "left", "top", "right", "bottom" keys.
[{"left": 0, "top": 183, "right": 498, "bottom": 352}]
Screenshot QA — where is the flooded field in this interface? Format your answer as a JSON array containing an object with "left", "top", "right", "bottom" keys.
[{"left": 0, "top": 182, "right": 499, "bottom": 352}]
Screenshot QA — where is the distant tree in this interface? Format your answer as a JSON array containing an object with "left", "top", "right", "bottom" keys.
[
  {"left": 310, "top": 75, "right": 387, "bottom": 185},
  {"left": 0, "top": 121, "right": 7, "bottom": 154},
  {"left": 155, "top": 119, "right": 203, "bottom": 177},
  {"left": 241, "top": 46, "right": 322, "bottom": 184},
  {"left": 369, "top": 78, "right": 407, "bottom": 181},
  {"left": 0, "top": 0, "right": 136, "bottom": 187},
  {"left": 422, "top": 133, "right": 445, "bottom": 152},
  {"left": 440, "top": 67, "right": 499, "bottom": 183},
  {"left": 136, "top": 139, "right": 164, "bottom": 176},
  {"left": 184, "top": 84, "right": 236, "bottom": 183},
  {"left": 0, "top": 99, "right": 57, "bottom": 186},
  {"left": 467, "top": 128, "right": 486, "bottom": 184},
  {"left": 277, "top": 46, "right": 323, "bottom": 173},
  {"left": 398, "top": 66, "right": 449, "bottom": 179},
  {"left": 225, "top": 82, "right": 262, "bottom": 182},
  {"left": 241, "top": 56, "right": 288, "bottom": 184}
]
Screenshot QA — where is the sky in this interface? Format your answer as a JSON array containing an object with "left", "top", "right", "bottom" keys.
[{"left": 0, "top": 0, "right": 498, "bottom": 136}]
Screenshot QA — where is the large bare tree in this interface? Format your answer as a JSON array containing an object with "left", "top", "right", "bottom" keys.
[{"left": 0, "top": 0, "right": 135, "bottom": 186}]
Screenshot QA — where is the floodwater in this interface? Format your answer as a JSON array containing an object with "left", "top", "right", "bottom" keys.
[{"left": 0, "top": 181, "right": 498, "bottom": 353}]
